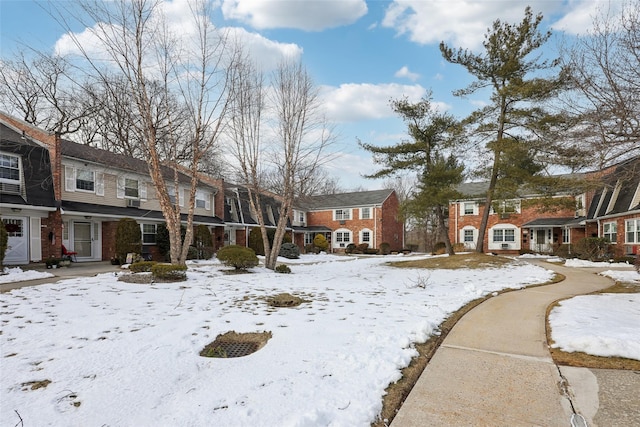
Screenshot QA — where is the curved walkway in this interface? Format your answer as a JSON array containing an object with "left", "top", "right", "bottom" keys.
[{"left": 391, "top": 260, "right": 640, "bottom": 427}]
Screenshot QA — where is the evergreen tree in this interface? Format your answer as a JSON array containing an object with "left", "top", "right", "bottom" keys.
[
  {"left": 360, "top": 94, "right": 464, "bottom": 255},
  {"left": 440, "top": 6, "right": 569, "bottom": 252}
]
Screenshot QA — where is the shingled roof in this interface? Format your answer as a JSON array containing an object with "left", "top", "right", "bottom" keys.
[{"left": 296, "top": 188, "right": 394, "bottom": 210}]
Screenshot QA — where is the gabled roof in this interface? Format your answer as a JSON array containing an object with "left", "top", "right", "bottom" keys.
[
  {"left": 61, "top": 140, "right": 217, "bottom": 192},
  {"left": 296, "top": 188, "right": 395, "bottom": 210},
  {"left": 589, "top": 156, "right": 640, "bottom": 218},
  {"left": 455, "top": 173, "right": 588, "bottom": 200},
  {"left": 224, "top": 184, "right": 287, "bottom": 227},
  {"left": 0, "top": 123, "right": 56, "bottom": 208}
]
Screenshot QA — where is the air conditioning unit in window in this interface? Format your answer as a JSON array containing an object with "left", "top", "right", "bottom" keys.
[
  {"left": 500, "top": 213, "right": 510, "bottom": 219},
  {"left": 127, "top": 199, "right": 140, "bottom": 208},
  {"left": 501, "top": 243, "right": 510, "bottom": 249}
]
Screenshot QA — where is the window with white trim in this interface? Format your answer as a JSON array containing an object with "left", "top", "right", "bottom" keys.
[
  {"left": 625, "top": 219, "right": 640, "bottom": 244},
  {"left": 335, "top": 209, "right": 351, "bottom": 221},
  {"left": 491, "top": 200, "right": 521, "bottom": 214},
  {"left": 603, "top": 222, "right": 617, "bottom": 243},
  {"left": 493, "top": 228, "right": 515, "bottom": 242},
  {"left": 335, "top": 230, "right": 351, "bottom": 243},
  {"left": 464, "top": 229, "right": 474, "bottom": 242},
  {"left": 76, "top": 168, "right": 95, "bottom": 191},
  {"left": 562, "top": 228, "right": 570, "bottom": 244},
  {"left": 360, "top": 207, "right": 371, "bottom": 219},
  {"left": 361, "top": 229, "right": 371, "bottom": 243},
  {"left": 142, "top": 224, "right": 157, "bottom": 244},
  {"left": 463, "top": 202, "right": 476, "bottom": 215},
  {"left": 125, "top": 178, "right": 139, "bottom": 198},
  {"left": 0, "top": 153, "right": 21, "bottom": 194},
  {"left": 196, "top": 190, "right": 210, "bottom": 209}
]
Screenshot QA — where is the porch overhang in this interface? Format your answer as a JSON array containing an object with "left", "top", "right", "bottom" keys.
[{"left": 522, "top": 217, "right": 585, "bottom": 228}]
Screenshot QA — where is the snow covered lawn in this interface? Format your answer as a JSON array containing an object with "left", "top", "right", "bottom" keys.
[
  {"left": 549, "top": 269, "right": 640, "bottom": 361},
  {"left": 1, "top": 254, "right": 554, "bottom": 427}
]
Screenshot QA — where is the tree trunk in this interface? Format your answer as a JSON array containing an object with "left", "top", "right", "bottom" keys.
[{"left": 434, "top": 204, "right": 455, "bottom": 256}]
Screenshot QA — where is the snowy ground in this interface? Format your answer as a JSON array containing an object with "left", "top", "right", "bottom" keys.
[
  {"left": 1, "top": 254, "right": 638, "bottom": 426},
  {"left": 549, "top": 267, "right": 640, "bottom": 361}
]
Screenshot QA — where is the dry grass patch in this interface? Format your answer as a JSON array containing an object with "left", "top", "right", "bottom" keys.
[
  {"left": 390, "top": 252, "right": 514, "bottom": 270},
  {"left": 546, "top": 281, "right": 640, "bottom": 371},
  {"left": 266, "top": 293, "right": 310, "bottom": 308}
]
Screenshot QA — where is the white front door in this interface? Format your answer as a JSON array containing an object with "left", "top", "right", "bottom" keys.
[{"left": 2, "top": 217, "right": 29, "bottom": 265}]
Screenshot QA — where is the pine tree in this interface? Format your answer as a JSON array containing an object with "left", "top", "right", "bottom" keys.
[
  {"left": 440, "top": 6, "right": 569, "bottom": 252},
  {"left": 360, "top": 95, "right": 464, "bottom": 255}
]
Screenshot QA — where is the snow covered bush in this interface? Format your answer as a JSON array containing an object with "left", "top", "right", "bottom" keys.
[{"left": 216, "top": 245, "right": 258, "bottom": 270}]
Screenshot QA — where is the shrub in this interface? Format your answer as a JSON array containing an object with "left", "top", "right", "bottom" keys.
[
  {"left": 279, "top": 242, "right": 300, "bottom": 259},
  {"left": 635, "top": 255, "right": 640, "bottom": 275},
  {"left": 155, "top": 223, "right": 170, "bottom": 260},
  {"left": 380, "top": 242, "right": 391, "bottom": 255},
  {"left": 364, "top": 248, "right": 380, "bottom": 255},
  {"left": 115, "top": 218, "right": 142, "bottom": 264},
  {"left": 130, "top": 261, "right": 157, "bottom": 273},
  {"left": 452, "top": 243, "right": 465, "bottom": 253},
  {"left": 192, "top": 225, "right": 214, "bottom": 259},
  {"left": 0, "top": 220, "right": 8, "bottom": 270},
  {"left": 432, "top": 241, "right": 446, "bottom": 255},
  {"left": 572, "top": 237, "right": 612, "bottom": 261},
  {"left": 248, "top": 227, "right": 265, "bottom": 256},
  {"left": 357, "top": 243, "right": 369, "bottom": 253},
  {"left": 275, "top": 264, "right": 291, "bottom": 274},
  {"left": 216, "top": 245, "right": 259, "bottom": 270},
  {"left": 552, "top": 244, "right": 572, "bottom": 259},
  {"left": 345, "top": 243, "right": 357, "bottom": 254},
  {"left": 305, "top": 243, "right": 319, "bottom": 254},
  {"left": 313, "top": 234, "right": 329, "bottom": 252},
  {"left": 151, "top": 263, "right": 187, "bottom": 281}
]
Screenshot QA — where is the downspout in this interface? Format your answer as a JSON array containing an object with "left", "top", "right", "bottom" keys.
[
  {"left": 374, "top": 205, "right": 378, "bottom": 249},
  {"left": 454, "top": 202, "right": 459, "bottom": 245}
]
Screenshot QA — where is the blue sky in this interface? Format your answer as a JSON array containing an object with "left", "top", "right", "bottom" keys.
[{"left": 0, "top": 0, "right": 612, "bottom": 190}]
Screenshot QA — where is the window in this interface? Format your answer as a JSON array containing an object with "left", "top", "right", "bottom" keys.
[
  {"left": 562, "top": 228, "right": 570, "bottom": 244},
  {"left": 361, "top": 230, "right": 371, "bottom": 243},
  {"left": 2, "top": 219, "right": 23, "bottom": 237},
  {"left": 493, "top": 228, "right": 515, "bottom": 242},
  {"left": 196, "top": 190, "right": 210, "bottom": 209},
  {"left": 142, "top": 224, "right": 157, "bottom": 244},
  {"left": 297, "top": 211, "right": 305, "bottom": 224},
  {"left": 491, "top": 200, "right": 521, "bottom": 214},
  {"left": 76, "top": 169, "right": 95, "bottom": 191},
  {"left": 626, "top": 219, "right": 640, "bottom": 244},
  {"left": 0, "top": 153, "right": 21, "bottom": 194},
  {"left": 603, "top": 222, "right": 617, "bottom": 243},
  {"left": 360, "top": 207, "right": 371, "bottom": 219},
  {"left": 336, "top": 231, "right": 351, "bottom": 243},
  {"left": 125, "top": 178, "right": 139, "bottom": 198},
  {"left": 463, "top": 202, "right": 475, "bottom": 215},
  {"left": 335, "top": 209, "right": 351, "bottom": 221},
  {"left": 304, "top": 233, "right": 314, "bottom": 245},
  {"left": 464, "top": 229, "right": 474, "bottom": 242}
]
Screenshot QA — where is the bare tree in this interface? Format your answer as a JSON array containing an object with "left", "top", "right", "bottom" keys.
[
  {"left": 264, "top": 166, "right": 343, "bottom": 197},
  {"left": 0, "top": 50, "right": 95, "bottom": 136},
  {"left": 561, "top": 0, "right": 640, "bottom": 167},
  {"left": 55, "top": 0, "right": 235, "bottom": 264},
  {"left": 229, "top": 58, "right": 333, "bottom": 269}
]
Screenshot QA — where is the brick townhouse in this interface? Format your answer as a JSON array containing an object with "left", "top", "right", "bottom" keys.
[{"left": 449, "top": 157, "right": 640, "bottom": 256}]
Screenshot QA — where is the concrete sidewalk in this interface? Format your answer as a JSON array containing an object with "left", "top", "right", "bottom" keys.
[
  {"left": 391, "top": 261, "right": 640, "bottom": 427},
  {"left": 1, "top": 261, "right": 120, "bottom": 293}
]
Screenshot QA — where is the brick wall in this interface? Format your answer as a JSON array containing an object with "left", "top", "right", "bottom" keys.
[{"left": 380, "top": 192, "right": 403, "bottom": 251}]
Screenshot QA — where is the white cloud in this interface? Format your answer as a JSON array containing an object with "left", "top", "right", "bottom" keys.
[
  {"left": 394, "top": 65, "right": 420, "bottom": 81},
  {"left": 221, "top": 0, "right": 367, "bottom": 31},
  {"left": 319, "top": 82, "right": 428, "bottom": 122},
  {"left": 225, "top": 27, "right": 303, "bottom": 70},
  {"left": 550, "top": 1, "right": 622, "bottom": 35},
  {"left": 381, "top": 1, "right": 564, "bottom": 50}
]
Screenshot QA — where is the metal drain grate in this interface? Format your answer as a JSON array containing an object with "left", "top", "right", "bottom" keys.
[{"left": 214, "top": 341, "right": 259, "bottom": 358}]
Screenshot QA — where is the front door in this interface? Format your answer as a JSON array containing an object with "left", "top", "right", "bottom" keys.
[
  {"left": 73, "top": 222, "right": 92, "bottom": 258},
  {"left": 2, "top": 217, "right": 28, "bottom": 265}
]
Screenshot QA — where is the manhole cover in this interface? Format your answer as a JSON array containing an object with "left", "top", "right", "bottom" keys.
[
  {"left": 216, "top": 341, "right": 259, "bottom": 358},
  {"left": 200, "top": 331, "right": 271, "bottom": 358}
]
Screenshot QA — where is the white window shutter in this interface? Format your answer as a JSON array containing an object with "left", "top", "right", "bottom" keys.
[
  {"left": 140, "top": 182, "right": 147, "bottom": 200},
  {"left": 179, "top": 188, "right": 184, "bottom": 207},
  {"left": 96, "top": 173, "right": 105, "bottom": 196},
  {"left": 117, "top": 176, "right": 125, "bottom": 199},
  {"left": 65, "top": 166, "right": 75, "bottom": 192},
  {"left": 205, "top": 194, "right": 211, "bottom": 210}
]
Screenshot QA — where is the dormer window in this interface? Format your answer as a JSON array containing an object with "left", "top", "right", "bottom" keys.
[
  {"left": 0, "top": 153, "right": 21, "bottom": 194},
  {"left": 335, "top": 209, "right": 351, "bottom": 221},
  {"left": 76, "top": 169, "right": 95, "bottom": 191}
]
